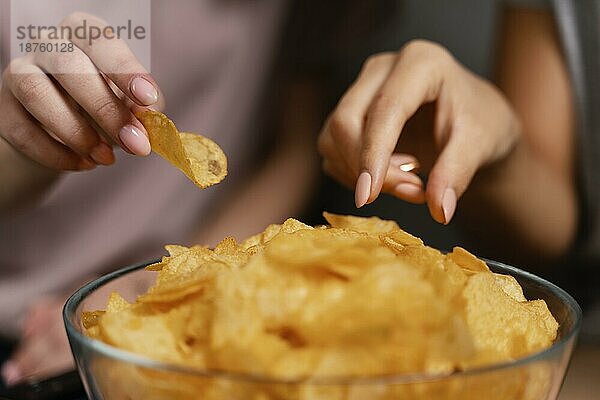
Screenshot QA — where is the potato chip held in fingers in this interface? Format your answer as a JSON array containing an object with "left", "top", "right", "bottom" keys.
[{"left": 136, "top": 110, "right": 227, "bottom": 188}]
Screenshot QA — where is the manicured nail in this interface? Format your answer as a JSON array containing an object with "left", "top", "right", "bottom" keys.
[
  {"left": 390, "top": 154, "right": 419, "bottom": 171},
  {"left": 393, "top": 182, "right": 424, "bottom": 200},
  {"left": 119, "top": 125, "right": 151, "bottom": 156},
  {"left": 399, "top": 161, "right": 419, "bottom": 173},
  {"left": 78, "top": 157, "right": 96, "bottom": 170},
  {"left": 355, "top": 172, "right": 372, "bottom": 208},
  {"left": 1, "top": 361, "right": 21, "bottom": 386},
  {"left": 130, "top": 77, "right": 158, "bottom": 106},
  {"left": 90, "top": 142, "right": 115, "bottom": 165},
  {"left": 442, "top": 187, "right": 457, "bottom": 224}
]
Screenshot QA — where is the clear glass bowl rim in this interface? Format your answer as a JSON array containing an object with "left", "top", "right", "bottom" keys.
[{"left": 63, "top": 258, "right": 582, "bottom": 386}]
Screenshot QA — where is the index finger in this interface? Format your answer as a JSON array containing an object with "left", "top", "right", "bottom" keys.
[
  {"left": 361, "top": 41, "right": 449, "bottom": 204},
  {"left": 60, "top": 12, "right": 161, "bottom": 107}
]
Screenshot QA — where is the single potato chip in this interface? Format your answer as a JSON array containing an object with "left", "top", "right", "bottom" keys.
[
  {"left": 323, "top": 211, "right": 399, "bottom": 233},
  {"left": 447, "top": 246, "right": 490, "bottom": 274},
  {"left": 462, "top": 272, "right": 557, "bottom": 362},
  {"left": 136, "top": 111, "right": 227, "bottom": 188}
]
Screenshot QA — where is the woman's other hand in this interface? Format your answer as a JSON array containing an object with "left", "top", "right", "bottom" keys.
[{"left": 318, "top": 40, "right": 521, "bottom": 224}]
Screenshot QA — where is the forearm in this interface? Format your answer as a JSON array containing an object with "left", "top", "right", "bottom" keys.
[
  {"left": 459, "top": 8, "right": 579, "bottom": 266},
  {"left": 0, "top": 138, "right": 59, "bottom": 214},
  {"left": 460, "top": 137, "right": 577, "bottom": 265}
]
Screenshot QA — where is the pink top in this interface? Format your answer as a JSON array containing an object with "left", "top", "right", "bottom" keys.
[{"left": 0, "top": 0, "right": 287, "bottom": 336}]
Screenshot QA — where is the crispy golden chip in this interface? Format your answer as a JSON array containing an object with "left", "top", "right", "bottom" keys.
[
  {"left": 136, "top": 110, "right": 227, "bottom": 188},
  {"left": 323, "top": 211, "right": 399, "bottom": 233},
  {"left": 447, "top": 246, "right": 490, "bottom": 273},
  {"left": 99, "top": 303, "right": 193, "bottom": 365},
  {"left": 81, "top": 310, "right": 105, "bottom": 329},
  {"left": 380, "top": 228, "right": 424, "bottom": 250},
  {"left": 494, "top": 273, "right": 526, "bottom": 302},
  {"left": 105, "top": 292, "right": 131, "bottom": 313},
  {"left": 84, "top": 213, "right": 559, "bottom": 399},
  {"left": 240, "top": 219, "right": 312, "bottom": 253},
  {"left": 463, "top": 272, "right": 557, "bottom": 362},
  {"left": 165, "top": 244, "right": 192, "bottom": 257},
  {"left": 145, "top": 257, "right": 168, "bottom": 272}
]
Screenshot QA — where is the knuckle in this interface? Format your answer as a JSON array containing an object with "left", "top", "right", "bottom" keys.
[
  {"left": 61, "top": 11, "right": 96, "bottom": 28},
  {"left": 35, "top": 28, "right": 51, "bottom": 42},
  {"left": 401, "top": 39, "right": 438, "bottom": 54},
  {"left": 369, "top": 92, "right": 400, "bottom": 118},
  {"left": 328, "top": 110, "right": 360, "bottom": 142},
  {"left": 91, "top": 96, "right": 122, "bottom": 126},
  {"left": 60, "top": 11, "right": 108, "bottom": 45},
  {"left": 44, "top": 51, "right": 88, "bottom": 74},
  {"left": 401, "top": 40, "right": 454, "bottom": 70},
  {"left": 12, "top": 73, "right": 49, "bottom": 105},
  {"left": 7, "top": 57, "right": 22, "bottom": 70},
  {"left": 363, "top": 52, "right": 395, "bottom": 71},
  {"left": 112, "top": 55, "right": 139, "bottom": 75},
  {"left": 61, "top": 12, "right": 108, "bottom": 51},
  {"left": 432, "top": 46, "right": 454, "bottom": 68},
  {"left": 5, "top": 57, "right": 26, "bottom": 82},
  {"left": 61, "top": 11, "right": 85, "bottom": 25},
  {"left": 62, "top": 123, "right": 96, "bottom": 153}
]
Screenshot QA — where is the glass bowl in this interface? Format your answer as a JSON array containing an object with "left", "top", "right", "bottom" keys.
[{"left": 64, "top": 259, "right": 581, "bottom": 400}]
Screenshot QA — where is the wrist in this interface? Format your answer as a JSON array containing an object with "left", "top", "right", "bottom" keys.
[{"left": 0, "top": 138, "right": 59, "bottom": 213}]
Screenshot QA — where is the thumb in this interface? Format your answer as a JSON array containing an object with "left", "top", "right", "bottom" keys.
[{"left": 425, "top": 134, "right": 483, "bottom": 224}]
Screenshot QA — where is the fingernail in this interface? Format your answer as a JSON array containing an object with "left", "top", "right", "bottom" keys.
[
  {"left": 399, "top": 161, "right": 419, "bottom": 173},
  {"left": 442, "top": 188, "right": 457, "bottom": 224},
  {"left": 131, "top": 77, "right": 158, "bottom": 106},
  {"left": 390, "top": 154, "right": 418, "bottom": 168},
  {"left": 119, "top": 125, "right": 151, "bottom": 156},
  {"left": 393, "top": 182, "right": 423, "bottom": 198},
  {"left": 1, "top": 361, "right": 22, "bottom": 386},
  {"left": 78, "top": 158, "right": 96, "bottom": 170},
  {"left": 355, "top": 172, "right": 372, "bottom": 208},
  {"left": 90, "top": 142, "right": 115, "bottom": 165}
]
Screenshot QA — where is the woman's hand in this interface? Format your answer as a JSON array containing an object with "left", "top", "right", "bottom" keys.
[
  {"left": 1, "top": 296, "right": 73, "bottom": 385},
  {"left": 0, "top": 12, "right": 163, "bottom": 172},
  {"left": 318, "top": 40, "right": 521, "bottom": 224}
]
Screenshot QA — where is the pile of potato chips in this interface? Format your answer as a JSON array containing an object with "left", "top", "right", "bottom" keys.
[{"left": 82, "top": 213, "right": 559, "bottom": 399}]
